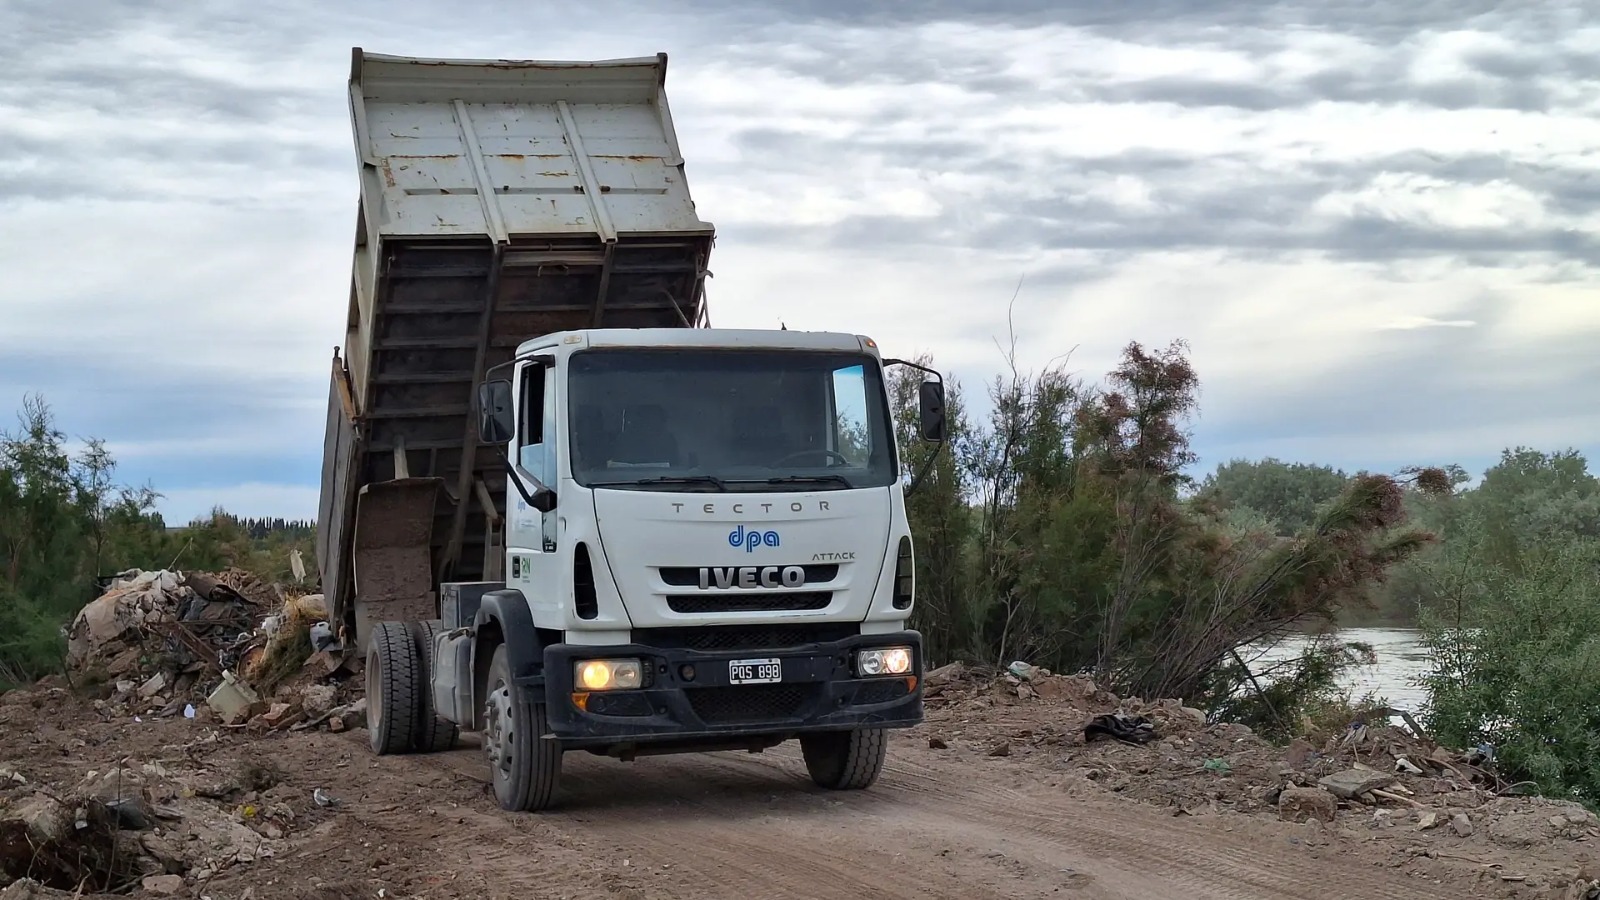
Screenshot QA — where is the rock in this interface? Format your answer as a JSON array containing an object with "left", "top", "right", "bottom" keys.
[
  {"left": 1317, "top": 769, "right": 1397, "bottom": 800},
  {"left": 299, "top": 684, "right": 338, "bottom": 716},
  {"left": 328, "top": 715, "right": 347, "bottom": 733},
  {"left": 142, "top": 874, "right": 185, "bottom": 894},
  {"left": 928, "top": 737, "right": 948, "bottom": 749},
  {"left": 104, "top": 645, "right": 144, "bottom": 675},
  {"left": 1284, "top": 738, "right": 1317, "bottom": 769},
  {"left": 3, "top": 794, "right": 71, "bottom": 844},
  {"left": 988, "top": 741, "right": 1011, "bottom": 757},
  {"left": 1417, "top": 811, "right": 1440, "bottom": 831},
  {"left": 139, "top": 832, "right": 186, "bottom": 874},
  {"left": 924, "top": 661, "right": 966, "bottom": 687},
  {"left": 259, "top": 702, "right": 303, "bottom": 729},
  {"left": 79, "top": 766, "right": 146, "bottom": 803},
  {"left": 332, "top": 698, "right": 368, "bottom": 730},
  {"left": 1179, "top": 706, "right": 1208, "bottom": 725},
  {"left": 1278, "top": 787, "right": 1338, "bottom": 824},
  {"left": 1451, "top": 813, "right": 1474, "bottom": 837}
]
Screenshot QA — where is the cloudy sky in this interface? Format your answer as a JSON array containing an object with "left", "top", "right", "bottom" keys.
[{"left": 3, "top": 0, "right": 1598, "bottom": 523}]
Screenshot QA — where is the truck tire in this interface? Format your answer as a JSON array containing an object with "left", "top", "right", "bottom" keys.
[
  {"left": 366, "top": 621, "right": 422, "bottom": 755},
  {"left": 482, "top": 643, "right": 560, "bottom": 811},
  {"left": 800, "top": 728, "right": 887, "bottom": 790},
  {"left": 409, "top": 620, "right": 460, "bottom": 753}
]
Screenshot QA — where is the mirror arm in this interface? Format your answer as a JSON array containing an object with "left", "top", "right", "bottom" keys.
[
  {"left": 904, "top": 447, "right": 943, "bottom": 498},
  {"left": 882, "top": 357, "right": 938, "bottom": 379}
]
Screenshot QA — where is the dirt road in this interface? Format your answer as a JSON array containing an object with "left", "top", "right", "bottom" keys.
[
  {"left": 203, "top": 726, "right": 1504, "bottom": 900},
  {"left": 6, "top": 679, "right": 1591, "bottom": 898}
]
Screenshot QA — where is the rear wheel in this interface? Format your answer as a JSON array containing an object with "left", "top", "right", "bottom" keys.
[
  {"left": 366, "top": 621, "right": 422, "bottom": 755},
  {"left": 409, "top": 621, "right": 460, "bottom": 753},
  {"left": 482, "top": 643, "right": 561, "bottom": 811},
  {"left": 800, "top": 728, "right": 887, "bottom": 790}
]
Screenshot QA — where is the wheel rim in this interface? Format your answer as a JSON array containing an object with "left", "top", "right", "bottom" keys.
[
  {"left": 366, "top": 648, "right": 382, "bottom": 734},
  {"left": 484, "top": 679, "right": 515, "bottom": 780}
]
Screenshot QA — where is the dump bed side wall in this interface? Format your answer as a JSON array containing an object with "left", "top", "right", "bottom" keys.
[{"left": 317, "top": 50, "right": 715, "bottom": 639}]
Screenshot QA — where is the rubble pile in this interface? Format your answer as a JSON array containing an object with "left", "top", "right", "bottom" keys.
[
  {"left": 62, "top": 569, "right": 364, "bottom": 736},
  {"left": 0, "top": 686, "right": 338, "bottom": 895},
  {"left": 922, "top": 660, "right": 1600, "bottom": 860}
]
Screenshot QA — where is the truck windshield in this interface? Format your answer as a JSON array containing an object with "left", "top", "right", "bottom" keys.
[{"left": 567, "top": 348, "right": 897, "bottom": 491}]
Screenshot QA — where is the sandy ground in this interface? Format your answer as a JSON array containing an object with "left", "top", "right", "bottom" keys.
[{"left": 5, "top": 676, "right": 1598, "bottom": 900}]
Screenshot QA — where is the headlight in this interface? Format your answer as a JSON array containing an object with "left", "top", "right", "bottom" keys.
[
  {"left": 855, "top": 647, "right": 913, "bottom": 677},
  {"left": 574, "top": 658, "right": 644, "bottom": 691}
]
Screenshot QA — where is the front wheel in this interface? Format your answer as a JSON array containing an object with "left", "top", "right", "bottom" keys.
[
  {"left": 482, "top": 644, "right": 561, "bottom": 811},
  {"left": 800, "top": 728, "right": 887, "bottom": 790}
]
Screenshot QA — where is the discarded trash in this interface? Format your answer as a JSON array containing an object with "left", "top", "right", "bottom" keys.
[
  {"left": 1394, "top": 756, "right": 1423, "bottom": 775},
  {"left": 1005, "top": 661, "right": 1037, "bottom": 681},
  {"left": 206, "top": 670, "right": 262, "bottom": 724},
  {"left": 313, "top": 788, "right": 341, "bottom": 808},
  {"left": 184, "top": 703, "right": 196, "bottom": 719},
  {"left": 309, "top": 621, "right": 338, "bottom": 652},
  {"left": 1083, "top": 712, "right": 1157, "bottom": 745}
]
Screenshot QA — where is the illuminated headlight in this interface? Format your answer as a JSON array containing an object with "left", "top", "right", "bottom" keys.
[
  {"left": 855, "top": 647, "right": 913, "bottom": 677},
  {"left": 574, "top": 658, "right": 644, "bottom": 691}
]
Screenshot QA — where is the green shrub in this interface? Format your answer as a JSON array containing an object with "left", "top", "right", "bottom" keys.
[{"left": 1421, "top": 512, "right": 1600, "bottom": 804}]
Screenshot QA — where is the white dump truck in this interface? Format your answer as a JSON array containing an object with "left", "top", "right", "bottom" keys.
[{"left": 315, "top": 48, "right": 947, "bottom": 811}]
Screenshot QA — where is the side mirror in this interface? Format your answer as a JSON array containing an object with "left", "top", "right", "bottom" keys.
[
  {"left": 918, "top": 380, "right": 947, "bottom": 443},
  {"left": 477, "top": 380, "right": 515, "bottom": 444}
]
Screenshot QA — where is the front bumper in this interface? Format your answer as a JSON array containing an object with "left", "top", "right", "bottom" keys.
[{"left": 541, "top": 630, "right": 924, "bottom": 749}]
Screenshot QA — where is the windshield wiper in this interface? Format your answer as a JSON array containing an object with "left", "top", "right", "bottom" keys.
[
  {"left": 590, "top": 475, "right": 728, "bottom": 491},
  {"left": 763, "top": 474, "right": 854, "bottom": 489}
]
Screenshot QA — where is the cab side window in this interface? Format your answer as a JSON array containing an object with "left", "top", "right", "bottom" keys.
[{"left": 518, "top": 363, "right": 549, "bottom": 485}]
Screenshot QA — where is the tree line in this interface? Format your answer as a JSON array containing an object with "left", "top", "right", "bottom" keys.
[{"left": 0, "top": 394, "right": 314, "bottom": 688}]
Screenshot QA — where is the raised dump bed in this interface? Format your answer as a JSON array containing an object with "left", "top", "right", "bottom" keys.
[{"left": 316, "top": 48, "right": 716, "bottom": 647}]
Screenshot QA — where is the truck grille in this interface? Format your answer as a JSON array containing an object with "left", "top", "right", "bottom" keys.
[
  {"left": 633, "top": 624, "right": 857, "bottom": 653},
  {"left": 688, "top": 684, "right": 814, "bottom": 724},
  {"left": 665, "top": 592, "right": 832, "bottom": 613},
  {"left": 658, "top": 565, "right": 839, "bottom": 586}
]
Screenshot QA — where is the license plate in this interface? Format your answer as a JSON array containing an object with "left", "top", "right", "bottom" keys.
[{"left": 728, "top": 658, "right": 782, "bottom": 685}]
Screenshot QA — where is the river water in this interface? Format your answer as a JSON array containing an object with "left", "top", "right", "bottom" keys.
[{"left": 1249, "top": 627, "right": 1433, "bottom": 713}]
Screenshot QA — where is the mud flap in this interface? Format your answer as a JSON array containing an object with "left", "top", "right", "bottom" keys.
[{"left": 350, "top": 477, "right": 444, "bottom": 651}]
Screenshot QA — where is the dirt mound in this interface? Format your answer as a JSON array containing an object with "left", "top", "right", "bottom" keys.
[{"left": 920, "top": 661, "right": 1600, "bottom": 891}]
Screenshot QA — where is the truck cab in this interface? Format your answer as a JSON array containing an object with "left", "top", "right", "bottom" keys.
[{"left": 373, "top": 327, "right": 946, "bottom": 810}]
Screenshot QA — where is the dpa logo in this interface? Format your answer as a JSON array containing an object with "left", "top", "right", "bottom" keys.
[{"left": 728, "top": 525, "right": 780, "bottom": 552}]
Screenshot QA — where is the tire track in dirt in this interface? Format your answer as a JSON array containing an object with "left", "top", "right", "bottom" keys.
[
  {"left": 317, "top": 730, "right": 1483, "bottom": 899},
  {"left": 689, "top": 742, "right": 1468, "bottom": 900}
]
